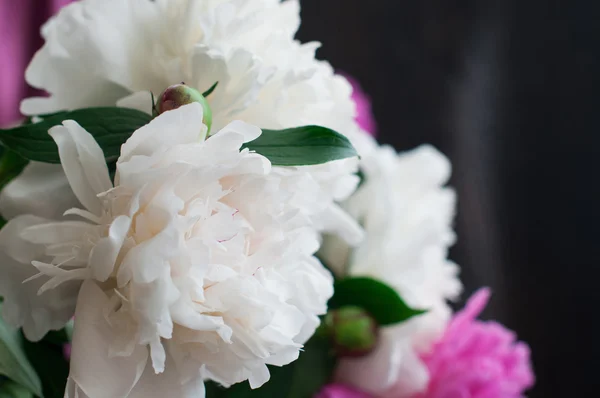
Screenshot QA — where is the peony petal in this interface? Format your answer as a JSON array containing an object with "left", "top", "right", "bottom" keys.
[
  {"left": 0, "top": 162, "right": 79, "bottom": 220},
  {"left": 116, "top": 91, "right": 154, "bottom": 115},
  {"left": 218, "top": 120, "right": 262, "bottom": 143},
  {"left": 381, "top": 349, "right": 429, "bottom": 398},
  {"left": 67, "top": 280, "right": 148, "bottom": 398},
  {"left": 117, "top": 220, "right": 179, "bottom": 286},
  {"left": 170, "top": 302, "right": 231, "bottom": 341},
  {"left": 118, "top": 103, "right": 206, "bottom": 165},
  {"left": 21, "top": 221, "right": 96, "bottom": 245},
  {"left": 315, "top": 203, "right": 364, "bottom": 246},
  {"left": 317, "top": 233, "right": 351, "bottom": 277},
  {"left": 128, "top": 356, "right": 206, "bottom": 398},
  {"left": 334, "top": 326, "right": 426, "bottom": 395},
  {"left": 248, "top": 363, "right": 270, "bottom": 389},
  {"left": 190, "top": 46, "right": 229, "bottom": 106},
  {"left": 88, "top": 215, "right": 132, "bottom": 281},
  {"left": 49, "top": 120, "right": 113, "bottom": 215},
  {"left": 20, "top": 1, "right": 133, "bottom": 116},
  {"left": 0, "top": 215, "right": 80, "bottom": 341}
]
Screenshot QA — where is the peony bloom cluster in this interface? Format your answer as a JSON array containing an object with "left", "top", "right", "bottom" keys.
[
  {"left": 316, "top": 290, "right": 534, "bottom": 398},
  {"left": 322, "top": 140, "right": 462, "bottom": 396},
  {"left": 0, "top": 104, "right": 335, "bottom": 396},
  {"left": 1, "top": 0, "right": 363, "bottom": 246},
  {"left": 414, "top": 289, "right": 535, "bottom": 398}
]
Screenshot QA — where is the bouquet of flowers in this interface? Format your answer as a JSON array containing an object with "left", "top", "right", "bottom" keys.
[{"left": 0, "top": 1, "right": 534, "bottom": 397}]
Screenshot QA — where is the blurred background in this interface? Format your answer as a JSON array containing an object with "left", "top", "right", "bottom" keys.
[
  {"left": 299, "top": 1, "right": 598, "bottom": 397},
  {"left": 1, "top": 0, "right": 596, "bottom": 396}
]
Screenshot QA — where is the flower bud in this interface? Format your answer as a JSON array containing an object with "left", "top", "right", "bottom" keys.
[
  {"left": 324, "top": 306, "right": 379, "bottom": 357},
  {"left": 155, "top": 84, "right": 213, "bottom": 132}
]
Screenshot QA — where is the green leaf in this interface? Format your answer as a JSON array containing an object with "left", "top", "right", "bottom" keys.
[
  {"left": 287, "top": 337, "right": 335, "bottom": 398},
  {"left": 22, "top": 335, "right": 69, "bottom": 398},
  {"left": 202, "top": 82, "right": 219, "bottom": 97},
  {"left": 0, "top": 380, "right": 33, "bottom": 398},
  {"left": 0, "top": 310, "right": 43, "bottom": 397},
  {"left": 205, "top": 336, "right": 335, "bottom": 398},
  {"left": 329, "top": 277, "right": 426, "bottom": 326},
  {"left": 242, "top": 126, "right": 358, "bottom": 166},
  {"left": 0, "top": 149, "right": 28, "bottom": 191},
  {"left": 0, "top": 107, "right": 152, "bottom": 164}
]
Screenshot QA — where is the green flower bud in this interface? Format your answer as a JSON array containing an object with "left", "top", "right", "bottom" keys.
[
  {"left": 155, "top": 83, "right": 213, "bottom": 133},
  {"left": 324, "top": 306, "right": 379, "bottom": 357}
]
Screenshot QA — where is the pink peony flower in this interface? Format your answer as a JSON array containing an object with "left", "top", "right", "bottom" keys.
[
  {"left": 344, "top": 74, "right": 377, "bottom": 135},
  {"left": 414, "top": 288, "right": 535, "bottom": 398},
  {"left": 316, "top": 384, "right": 373, "bottom": 398}
]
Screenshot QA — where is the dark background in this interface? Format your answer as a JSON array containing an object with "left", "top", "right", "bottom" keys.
[{"left": 298, "top": 1, "right": 599, "bottom": 397}]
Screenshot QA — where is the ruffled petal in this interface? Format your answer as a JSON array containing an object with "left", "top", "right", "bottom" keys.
[
  {"left": 49, "top": 120, "right": 113, "bottom": 215},
  {"left": 66, "top": 280, "right": 148, "bottom": 398},
  {"left": 0, "top": 215, "right": 80, "bottom": 341},
  {"left": 128, "top": 358, "right": 206, "bottom": 398},
  {"left": 88, "top": 215, "right": 132, "bottom": 282},
  {"left": 0, "top": 162, "right": 79, "bottom": 220},
  {"left": 218, "top": 120, "right": 262, "bottom": 144},
  {"left": 118, "top": 102, "right": 206, "bottom": 165}
]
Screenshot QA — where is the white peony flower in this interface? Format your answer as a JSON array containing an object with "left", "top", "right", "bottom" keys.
[
  {"left": 324, "top": 140, "right": 463, "bottom": 397},
  {"left": 0, "top": 104, "right": 334, "bottom": 396},
  {"left": 2, "top": 0, "right": 362, "bottom": 244}
]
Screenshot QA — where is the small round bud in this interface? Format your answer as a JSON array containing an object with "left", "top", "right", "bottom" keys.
[
  {"left": 324, "top": 306, "right": 379, "bottom": 357},
  {"left": 155, "top": 84, "right": 213, "bottom": 132}
]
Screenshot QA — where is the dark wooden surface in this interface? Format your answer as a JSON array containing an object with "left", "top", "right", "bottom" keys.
[{"left": 298, "top": 0, "right": 600, "bottom": 396}]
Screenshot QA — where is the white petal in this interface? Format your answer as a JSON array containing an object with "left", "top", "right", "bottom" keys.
[
  {"left": 317, "top": 233, "right": 351, "bottom": 277},
  {"left": 381, "top": 349, "right": 429, "bottom": 398},
  {"left": 0, "top": 162, "right": 79, "bottom": 220},
  {"left": 190, "top": 46, "right": 229, "bottom": 104},
  {"left": 248, "top": 364, "right": 270, "bottom": 389},
  {"left": 170, "top": 302, "right": 231, "bottom": 339},
  {"left": 32, "top": 261, "right": 90, "bottom": 296},
  {"left": 265, "top": 346, "right": 300, "bottom": 367},
  {"left": 49, "top": 121, "right": 113, "bottom": 215},
  {"left": 21, "top": 221, "right": 96, "bottom": 245},
  {"left": 218, "top": 120, "right": 262, "bottom": 144},
  {"left": 0, "top": 215, "right": 80, "bottom": 341},
  {"left": 314, "top": 203, "right": 364, "bottom": 246},
  {"left": 407, "top": 144, "right": 452, "bottom": 187},
  {"left": 116, "top": 91, "right": 154, "bottom": 115},
  {"left": 128, "top": 357, "right": 205, "bottom": 398},
  {"left": 67, "top": 280, "right": 148, "bottom": 397},
  {"left": 21, "top": 1, "right": 133, "bottom": 116},
  {"left": 117, "top": 221, "right": 179, "bottom": 286},
  {"left": 89, "top": 215, "right": 132, "bottom": 282},
  {"left": 334, "top": 326, "right": 414, "bottom": 395},
  {"left": 64, "top": 376, "right": 88, "bottom": 398},
  {"left": 118, "top": 103, "right": 205, "bottom": 165}
]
